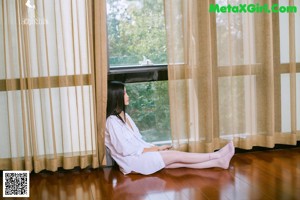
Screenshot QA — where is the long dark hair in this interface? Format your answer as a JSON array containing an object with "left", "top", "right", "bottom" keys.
[{"left": 106, "top": 81, "right": 126, "bottom": 123}]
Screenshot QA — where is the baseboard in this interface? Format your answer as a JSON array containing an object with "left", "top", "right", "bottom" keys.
[{"left": 235, "top": 141, "right": 300, "bottom": 153}]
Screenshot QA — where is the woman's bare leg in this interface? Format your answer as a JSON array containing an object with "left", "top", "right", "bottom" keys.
[
  {"left": 159, "top": 141, "right": 234, "bottom": 168},
  {"left": 165, "top": 149, "right": 234, "bottom": 169}
]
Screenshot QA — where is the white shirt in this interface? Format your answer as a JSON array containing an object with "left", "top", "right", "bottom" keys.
[{"left": 105, "top": 113, "right": 165, "bottom": 175}]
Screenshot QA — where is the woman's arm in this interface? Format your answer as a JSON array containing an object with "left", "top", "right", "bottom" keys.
[{"left": 142, "top": 146, "right": 159, "bottom": 153}]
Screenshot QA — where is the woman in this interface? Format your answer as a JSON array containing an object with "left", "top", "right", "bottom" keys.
[{"left": 105, "top": 81, "right": 235, "bottom": 175}]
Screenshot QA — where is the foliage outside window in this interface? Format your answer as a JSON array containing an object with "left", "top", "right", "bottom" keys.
[
  {"left": 126, "top": 81, "right": 171, "bottom": 143},
  {"left": 106, "top": 0, "right": 167, "bottom": 67}
]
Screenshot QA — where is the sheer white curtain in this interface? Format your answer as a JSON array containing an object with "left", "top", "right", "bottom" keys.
[
  {"left": 0, "top": 0, "right": 107, "bottom": 172},
  {"left": 165, "top": 0, "right": 299, "bottom": 152}
]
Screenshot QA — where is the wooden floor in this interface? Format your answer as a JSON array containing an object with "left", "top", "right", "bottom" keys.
[{"left": 1, "top": 148, "right": 300, "bottom": 200}]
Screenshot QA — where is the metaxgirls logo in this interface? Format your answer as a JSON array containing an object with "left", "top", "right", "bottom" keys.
[
  {"left": 209, "top": 3, "right": 297, "bottom": 13},
  {"left": 21, "top": 0, "right": 48, "bottom": 25}
]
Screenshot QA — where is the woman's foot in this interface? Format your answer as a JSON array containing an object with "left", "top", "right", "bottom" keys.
[
  {"left": 210, "top": 141, "right": 234, "bottom": 160},
  {"left": 218, "top": 141, "right": 234, "bottom": 156},
  {"left": 217, "top": 145, "right": 235, "bottom": 169}
]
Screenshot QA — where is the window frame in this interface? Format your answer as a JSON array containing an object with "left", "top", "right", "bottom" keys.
[{"left": 108, "top": 65, "right": 168, "bottom": 83}]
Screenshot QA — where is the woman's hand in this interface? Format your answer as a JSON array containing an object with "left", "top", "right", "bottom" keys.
[
  {"left": 158, "top": 145, "right": 172, "bottom": 151},
  {"left": 142, "top": 145, "right": 172, "bottom": 153}
]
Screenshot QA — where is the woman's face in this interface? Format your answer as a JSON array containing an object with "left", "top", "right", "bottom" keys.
[{"left": 124, "top": 87, "right": 129, "bottom": 106}]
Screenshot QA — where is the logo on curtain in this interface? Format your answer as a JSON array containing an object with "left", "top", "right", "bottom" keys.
[
  {"left": 25, "top": 0, "right": 35, "bottom": 9},
  {"left": 21, "top": 0, "right": 48, "bottom": 25}
]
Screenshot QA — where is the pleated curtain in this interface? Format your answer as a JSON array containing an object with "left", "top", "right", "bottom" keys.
[
  {"left": 165, "top": 0, "right": 299, "bottom": 152},
  {"left": 0, "top": 0, "right": 108, "bottom": 172}
]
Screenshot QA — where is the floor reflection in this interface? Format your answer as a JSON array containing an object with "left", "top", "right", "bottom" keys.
[
  {"left": 101, "top": 167, "right": 234, "bottom": 200},
  {"left": 29, "top": 167, "right": 95, "bottom": 200}
]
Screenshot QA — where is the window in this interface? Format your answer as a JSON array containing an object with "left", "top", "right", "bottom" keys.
[
  {"left": 216, "top": 0, "right": 257, "bottom": 136},
  {"left": 216, "top": 0, "right": 300, "bottom": 136},
  {"left": 279, "top": 0, "right": 300, "bottom": 63},
  {"left": 126, "top": 81, "right": 171, "bottom": 143},
  {"left": 106, "top": 0, "right": 171, "bottom": 143},
  {"left": 106, "top": 0, "right": 167, "bottom": 68},
  {"left": 279, "top": 0, "right": 300, "bottom": 132}
]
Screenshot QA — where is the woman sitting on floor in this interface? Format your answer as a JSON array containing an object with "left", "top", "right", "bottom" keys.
[{"left": 105, "top": 81, "right": 235, "bottom": 175}]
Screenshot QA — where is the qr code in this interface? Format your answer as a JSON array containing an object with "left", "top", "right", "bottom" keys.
[{"left": 3, "top": 171, "right": 30, "bottom": 197}]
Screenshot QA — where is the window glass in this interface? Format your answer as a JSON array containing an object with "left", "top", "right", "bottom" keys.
[
  {"left": 106, "top": 0, "right": 167, "bottom": 68},
  {"left": 279, "top": 0, "right": 300, "bottom": 63},
  {"left": 218, "top": 76, "right": 246, "bottom": 135},
  {"left": 279, "top": 0, "right": 290, "bottom": 63},
  {"left": 126, "top": 81, "right": 171, "bottom": 142},
  {"left": 296, "top": 0, "right": 300, "bottom": 63},
  {"left": 216, "top": 0, "right": 244, "bottom": 66},
  {"left": 298, "top": 74, "right": 300, "bottom": 131},
  {"left": 280, "top": 73, "right": 300, "bottom": 132},
  {"left": 216, "top": 0, "right": 256, "bottom": 66},
  {"left": 281, "top": 74, "right": 291, "bottom": 132}
]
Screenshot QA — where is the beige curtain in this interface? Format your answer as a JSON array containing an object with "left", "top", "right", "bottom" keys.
[
  {"left": 0, "top": 0, "right": 107, "bottom": 172},
  {"left": 165, "top": 0, "right": 299, "bottom": 152}
]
